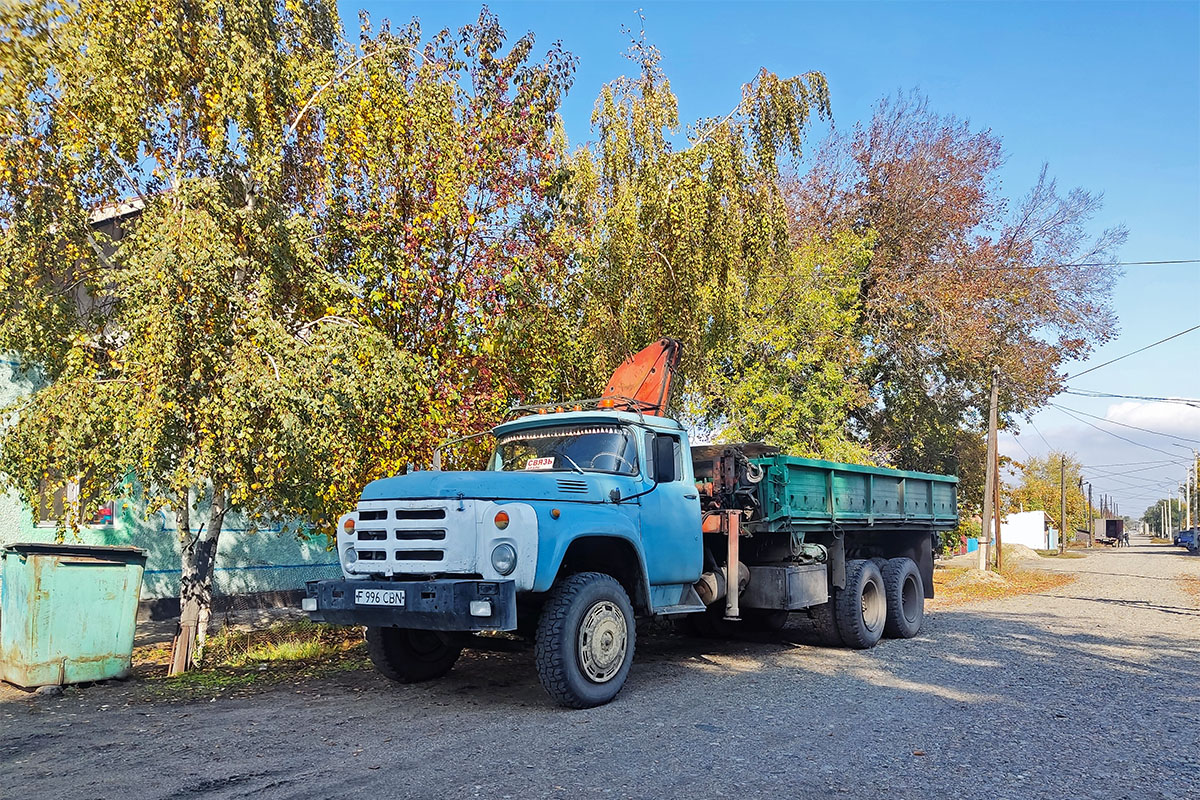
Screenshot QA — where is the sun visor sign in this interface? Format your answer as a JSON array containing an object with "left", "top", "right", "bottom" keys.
[{"left": 525, "top": 457, "right": 555, "bottom": 471}]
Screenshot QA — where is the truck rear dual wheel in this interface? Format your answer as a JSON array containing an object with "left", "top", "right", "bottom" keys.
[
  {"left": 834, "top": 559, "right": 887, "bottom": 649},
  {"left": 535, "top": 572, "right": 636, "bottom": 709},
  {"left": 365, "top": 626, "right": 463, "bottom": 683},
  {"left": 881, "top": 557, "right": 924, "bottom": 639}
]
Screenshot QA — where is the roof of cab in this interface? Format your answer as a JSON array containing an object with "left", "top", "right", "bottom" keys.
[{"left": 493, "top": 409, "right": 685, "bottom": 438}]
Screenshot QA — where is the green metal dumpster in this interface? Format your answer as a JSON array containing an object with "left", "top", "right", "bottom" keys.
[{"left": 0, "top": 542, "right": 147, "bottom": 688}]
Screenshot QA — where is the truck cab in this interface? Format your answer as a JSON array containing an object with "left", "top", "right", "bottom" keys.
[{"left": 305, "top": 407, "right": 707, "bottom": 707}]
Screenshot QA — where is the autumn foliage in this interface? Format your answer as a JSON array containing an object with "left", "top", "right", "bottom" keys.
[
  {"left": 0, "top": 3, "right": 1126, "bottom": 668},
  {"left": 787, "top": 93, "right": 1124, "bottom": 501}
]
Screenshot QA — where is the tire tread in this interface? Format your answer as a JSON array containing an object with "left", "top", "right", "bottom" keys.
[
  {"left": 881, "top": 557, "right": 924, "bottom": 639},
  {"left": 534, "top": 572, "right": 635, "bottom": 709}
]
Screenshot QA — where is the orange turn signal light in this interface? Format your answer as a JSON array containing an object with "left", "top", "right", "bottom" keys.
[
  {"left": 550, "top": 508, "right": 561, "bottom": 519},
  {"left": 598, "top": 398, "right": 616, "bottom": 408},
  {"left": 343, "top": 518, "right": 355, "bottom": 534},
  {"left": 494, "top": 510, "right": 510, "bottom": 530}
]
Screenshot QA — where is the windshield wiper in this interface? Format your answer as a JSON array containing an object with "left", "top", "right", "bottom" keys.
[{"left": 554, "top": 451, "right": 586, "bottom": 475}]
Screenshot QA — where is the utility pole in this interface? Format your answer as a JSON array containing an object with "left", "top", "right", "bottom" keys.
[
  {"left": 1059, "top": 454, "right": 1067, "bottom": 554},
  {"left": 1186, "top": 462, "right": 1192, "bottom": 531},
  {"left": 994, "top": 445, "right": 1003, "bottom": 570},
  {"left": 1192, "top": 451, "right": 1198, "bottom": 530},
  {"left": 1087, "top": 483, "right": 1094, "bottom": 548},
  {"left": 979, "top": 366, "right": 1000, "bottom": 571},
  {"left": 1185, "top": 450, "right": 1195, "bottom": 532}
]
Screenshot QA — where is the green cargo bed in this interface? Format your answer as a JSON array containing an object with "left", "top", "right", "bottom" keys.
[{"left": 752, "top": 455, "right": 958, "bottom": 533}]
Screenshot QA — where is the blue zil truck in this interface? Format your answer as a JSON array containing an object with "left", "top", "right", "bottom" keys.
[{"left": 304, "top": 339, "right": 959, "bottom": 707}]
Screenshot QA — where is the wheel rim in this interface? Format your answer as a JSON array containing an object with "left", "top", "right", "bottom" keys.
[
  {"left": 901, "top": 574, "right": 921, "bottom": 623},
  {"left": 577, "top": 600, "right": 627, "bottom": 683},
  {"left": 860, "top": 578, "right": 886, "bottom": 632},
  {"left": 406, "top": 630, "right": 451, "bottom": 661}
]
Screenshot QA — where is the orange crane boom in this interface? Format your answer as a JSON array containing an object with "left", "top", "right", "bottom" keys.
[{"left": 600, "top": 337, "right": 682, "bottom": 416}]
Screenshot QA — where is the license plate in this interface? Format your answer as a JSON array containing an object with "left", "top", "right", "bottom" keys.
[{"left": 354, "top": 588, "right": 406, "bottom": 607}]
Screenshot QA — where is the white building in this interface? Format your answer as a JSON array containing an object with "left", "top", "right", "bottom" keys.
[{"left": 1000, "top": 510, "right": 1057, "bottom": 551}]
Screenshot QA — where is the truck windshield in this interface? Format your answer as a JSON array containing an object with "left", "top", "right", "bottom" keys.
[{"left": 493, "top": 425, "right": 639, "bottom": 475}]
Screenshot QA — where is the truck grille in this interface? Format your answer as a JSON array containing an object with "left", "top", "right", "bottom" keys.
[{"left": 347, "top": 499, "right": 475, "bottom": 575}]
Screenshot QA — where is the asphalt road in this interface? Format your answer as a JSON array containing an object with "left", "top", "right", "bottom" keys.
[{"left": 4, "top": 537, "right": 1199, "bottom": 800}]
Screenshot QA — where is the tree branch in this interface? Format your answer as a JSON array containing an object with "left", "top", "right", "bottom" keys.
[{"left": 286, "top": 42, "right": 429, "bottom": 140}]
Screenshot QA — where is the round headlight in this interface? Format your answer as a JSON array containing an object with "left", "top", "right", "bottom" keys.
[
  {"left": 491, "top": 543, "right": 517, "bottom": 575},
  {"left": 344, "top": 545, "right": 358, "bottom": 564},
  {"left": 494, "top": 510, "right": 510, "bottom": 530}
]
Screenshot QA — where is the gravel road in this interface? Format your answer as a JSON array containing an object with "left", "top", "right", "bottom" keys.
[{"left": 4, "top": 536, "right": 1199, "bottom": 800}]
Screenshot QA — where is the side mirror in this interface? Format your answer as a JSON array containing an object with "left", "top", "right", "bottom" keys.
[{"left": 652, "top": 436, "right": 677, "bottom": 483}]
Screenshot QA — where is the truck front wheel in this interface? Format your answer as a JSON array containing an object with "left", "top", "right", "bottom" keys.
[
  {"left": 535, "top": 572, "right": 636, "bottom": 709},
  {"left": 365, "top": 627, "right": 462, "bottom": 683},
  {"left": 835, "top": 559, "right": 887, "bottom": 649}
]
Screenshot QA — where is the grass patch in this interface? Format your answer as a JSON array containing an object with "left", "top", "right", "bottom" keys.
[
  {"left": 134, "top": 619, "right": 370, "bottom": 701},
  {"left": 1150, "top": 537, "right": 1172, "bottom": 544},
  {"left": 1034, "top": 549, "right": 1086, "bottom": 559},
  {"left": 201, "top": 618, "right": 362, "bottom": 667},
  {"left": 931, "top": 565, "right": 1075, "bottom": 607}
]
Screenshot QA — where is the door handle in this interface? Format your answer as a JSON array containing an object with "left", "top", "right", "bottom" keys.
[{"left": 684, "top": 493, "right": 698, "bottom": 499}]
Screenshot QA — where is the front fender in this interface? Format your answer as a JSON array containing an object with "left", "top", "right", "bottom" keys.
[{"left": 532, "top": 503, "right": 648, "bottom": 596}]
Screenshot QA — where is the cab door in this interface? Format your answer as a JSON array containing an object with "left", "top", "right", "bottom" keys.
[{"left": 638, "top": 430, "right": 703, "bottom": 585}]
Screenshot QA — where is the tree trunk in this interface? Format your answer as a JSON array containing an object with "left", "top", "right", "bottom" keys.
[{"left": 169, "top": 488, "right": 228, "bottom": 675}]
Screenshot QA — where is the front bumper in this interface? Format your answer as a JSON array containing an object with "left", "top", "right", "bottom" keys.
[{"left": 303, "top": 578, "right": 517, "bottom": 632}]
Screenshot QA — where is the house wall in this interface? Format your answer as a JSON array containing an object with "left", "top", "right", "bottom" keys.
[
  {"left": 1000, "top": 510, "right": 1052, "bottom": 550},
  {"left": 0, "top": 356, "right": 341, "bottom": 600}
]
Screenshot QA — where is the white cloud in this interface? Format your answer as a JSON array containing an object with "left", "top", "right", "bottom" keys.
[
  {"left": 998, "top": 400, "right": 1198, "bottom": 519},
  {"left": 1106, "top": 401, "right": 1200, "bottom": 437}
]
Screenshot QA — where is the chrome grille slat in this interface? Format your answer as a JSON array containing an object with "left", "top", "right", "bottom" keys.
[{"left": 348, "top": 498, "right": 476, "bottom": 575}]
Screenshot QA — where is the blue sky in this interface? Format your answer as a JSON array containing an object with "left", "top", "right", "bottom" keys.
[{"left": 348, "top": 1, "right": 1200, "bottom": 518}]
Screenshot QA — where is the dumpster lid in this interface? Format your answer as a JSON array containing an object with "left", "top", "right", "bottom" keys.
[{"left": 3, "top": 542, "right": 148, "bottom": 563}]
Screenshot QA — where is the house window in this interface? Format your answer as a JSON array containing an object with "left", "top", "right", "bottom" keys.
[{"left": 36, "top": 478, "right": 114, "bottom": 527}]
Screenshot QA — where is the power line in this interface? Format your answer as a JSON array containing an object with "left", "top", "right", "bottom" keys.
[
  {"left": 1083, "top": 471, "right": 1179, "bottom": 490},
  {"left": 759, "top": 258, "right": 1200, "bottom": 278},
  {"left": 1050, "top": 403, "right": 1200, "bottom": 445},
  {"left": 1066, "top": 388, "right": 1200, "bottom": 408},
  {"left": 1065, "top": 323, "right": 1200, "bottom": 381},
  {"left": 1010, "top": 434, "right": 1034, "bottom": 460},
  {"left": 1027, "top": 419, "right": 1054, "bottom": 452},
  {"left": 1084, "top": 462, "right": 1190, "bottom": 480},
  {"left": 1081, "top": 459, "right": 1185, "bottom": 467},
  {"left": 937, "top": 258, "right": 1200, "bottom": 273},
  {"left": 1052, "top": 405, "right": 1183, "bottom": 458}
]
